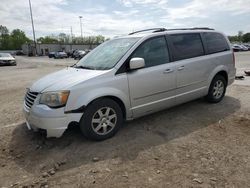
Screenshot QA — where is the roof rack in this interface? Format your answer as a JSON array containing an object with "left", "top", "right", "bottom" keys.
[
  {"left": 129, "top": 28, "right": 167, "bottom": 35},
  {"left": 128, "top": 27, "right": 214, "bottom": 35},
  {"left": 167, "top": 27, "right": 214, "bottom": 31}
]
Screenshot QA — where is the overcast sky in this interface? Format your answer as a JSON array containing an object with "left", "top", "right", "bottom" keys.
[{"left": 1, "top": 0, "right": 250, "bottom": 38}]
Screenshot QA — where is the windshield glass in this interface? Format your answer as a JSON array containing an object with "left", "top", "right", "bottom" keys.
[
  {"left": 75, "top": 37, "right": 140, "bottom": 70},
  {"left": 0, "top": 53, "right": 12, "bottom": 57}
]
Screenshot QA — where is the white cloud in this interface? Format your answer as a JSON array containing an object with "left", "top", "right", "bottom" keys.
[
  {"left": 0, "top": 0, "right": 158, "bottom": 38},
  {"left": 0, "top": 0, "right": 74, "bottom": 36},
  {"left": 165, "top": 0, "right": 250, "bottom": 21},
  {"left": 117, "top": 0, "right": 168, "bottom": 8},
  {"left": 0, "top": 0, "right": 250, "bottom": 38}
]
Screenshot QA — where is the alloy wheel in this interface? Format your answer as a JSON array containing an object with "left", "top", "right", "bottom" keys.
[
  {"left": 91, "top": 107, "right": 117, "bottom": 135},
  {"left": 213, "top": 80, "right": 224, "bottom": 99}
]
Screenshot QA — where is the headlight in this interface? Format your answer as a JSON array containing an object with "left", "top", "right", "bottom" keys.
[{"left": 40, "top": 91, "right": 70, "bottom": 108}]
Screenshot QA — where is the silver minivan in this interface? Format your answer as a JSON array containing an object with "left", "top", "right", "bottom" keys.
[{"left": 23, "top": 28, "right": 236, "bottom": 141}]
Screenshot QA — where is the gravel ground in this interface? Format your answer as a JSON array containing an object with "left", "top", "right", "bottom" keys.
[{"left": 0, "top": 53, "right": 250, "bottom": 188}]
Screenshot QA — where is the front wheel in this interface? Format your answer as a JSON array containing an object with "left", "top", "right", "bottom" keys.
[
  {"left": 206, "top": 75, "right": 227, "bottom": 103},
  {"left": 79, "top": 98, "right": 123, "bottom": 141}
]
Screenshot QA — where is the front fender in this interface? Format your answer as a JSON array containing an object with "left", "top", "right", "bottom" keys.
[{"left": 65, "top": 87, "right": 132, "bottom": 119}]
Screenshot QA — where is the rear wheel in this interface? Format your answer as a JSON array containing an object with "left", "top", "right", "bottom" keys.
[
  {"left": 206, "top": 75, "right": 227, "bottom": 103},
  {"left": 79, "top": 98, "right": 123, "bottom": 141}
]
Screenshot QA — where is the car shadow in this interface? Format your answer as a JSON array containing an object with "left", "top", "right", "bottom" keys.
[{"left": 9, "top": 96, "right": 240, "bottom": 173}]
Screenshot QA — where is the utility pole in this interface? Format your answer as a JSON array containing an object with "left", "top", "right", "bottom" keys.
[
  {"left": 28, "top": 0, "right": 37, "bottom": 56},
  {"left": 79, "top": 16, "right": 83, "bottom": 38},
  {"left": 70, "top": 26, "right": 73, "bottom": 50},
  {"left": 70, "top": 26, "right": 73, "bottom": 38}
]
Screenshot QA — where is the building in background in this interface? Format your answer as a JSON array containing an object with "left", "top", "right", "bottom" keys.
[{"left": 22, "top": 43, "right": 99, "bottom": 56}]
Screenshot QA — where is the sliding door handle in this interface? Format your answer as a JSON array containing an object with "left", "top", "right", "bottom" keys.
[
  {"left": 178, "top": 66, "right": 185, "bottom": 71},
  {"left": 163, "top": 69, "right": 174, "bottom": 74}
]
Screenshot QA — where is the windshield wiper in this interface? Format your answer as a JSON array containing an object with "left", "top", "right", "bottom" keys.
[{"left": 74, "top": 65, "right": 94, "bottom": 70}]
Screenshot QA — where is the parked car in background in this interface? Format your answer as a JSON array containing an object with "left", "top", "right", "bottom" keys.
[
  {"left": 0, "top": 53, "right": 16, "bottom": 66},
  {"left": 71, "top": 50, "right": 78, "bottom": 58},
  {"left": 24, "top": 28, "right": 235, "bottom": 141},
  {"left": 232, "top": 44, "right": 247, "bottom": 52},
  {"left": 67, "top": 49, "right": 76, "bottom": 58},
  {"left": 48, "top": 52, "right": 56, "bottom": 58},
  {"left": 240, "top": 44, "right": 249, "bottom": 51},
  {"left": 243, "top": 44, "right": 250, "bottom": 50},
  {"left": 232, "top": 44, "right": 241, "bottom": 52},
  {"left": 54, "top": 52, "right": 68, "bottom": 59},
  {"left": 15, "top": 50, "right": 25, "bottom": 56},
  {"left": 74, "top": 50, "right": 86, "bottom": 60},
  {"left": 72, "top": 50, "right": 81, "bottom": 58}
]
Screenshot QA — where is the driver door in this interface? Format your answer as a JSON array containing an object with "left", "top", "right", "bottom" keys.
[{"left": 127, "top": 36, "right": 176, "bottom": 118}]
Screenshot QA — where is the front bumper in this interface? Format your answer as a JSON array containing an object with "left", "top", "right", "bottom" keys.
[
  {"left": 23, "top": 102, "right": 82, "bottom": 138},
  {"left": 0, "top": 62, "right": 16, "bottom": 66}
]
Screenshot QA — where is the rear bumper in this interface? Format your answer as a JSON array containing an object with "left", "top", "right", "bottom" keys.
[
  {"left": 228, "top": 67, "right": 236, "bottom": 86},
  {"left": 23, "top": 102, "right": 82, "bottom": 138}
]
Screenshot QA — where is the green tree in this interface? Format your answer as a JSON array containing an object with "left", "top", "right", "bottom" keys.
[
  {"left": 37, "top": 36, "right": 58, "bottom": 44},
  {"left": 72, "top": 36, "right": 81, "bottom": 44},
  {"left": 0, "top": 25, "right": 11, "bottom": 50},
  {"left": 58, "top": 33, "right": 67, "bottom": 43},
  {"left": 238, "top": 31, "right": 244, "bottom": 42},
  {"left": 58, "top": 33, "right": 71, "bottom": 44},
  {"left": 0, "top": 26, "right": 31, "bottom": 50},
  {"left": 242, "top": 33, "right": 250, "bottom": 43},
  {"left": 228, "top": 35, "right": 239, "bottom": 43},
  {"left": 72, "top": 35, "right": 105, "bottom": 44},
  {"left": 10, "top": 29, "right": 30, "bottom": 49},
  {"left": 0, "top": 25, "right": 9, "bottom": 35},
  {"left": 95, "top": 35, "right": 105, "bottom": 43}
]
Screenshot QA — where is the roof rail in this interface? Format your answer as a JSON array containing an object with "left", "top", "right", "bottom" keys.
[
  {"left": 129, "top": 28, "right": 166, "bottom": 35},
  {"left": 167, "top": 27, "right": 214, "bottom": 31},
  {"left": 128, "top": 27, "right": 214, "bottom": 35}
]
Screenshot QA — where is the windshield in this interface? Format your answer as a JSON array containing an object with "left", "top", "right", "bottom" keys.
[
  {"left": 75, "top": 37, "right": 140, "bottom": 70},
  {"left": 0, "top": 53, "right": 12, "bottom": 57}
]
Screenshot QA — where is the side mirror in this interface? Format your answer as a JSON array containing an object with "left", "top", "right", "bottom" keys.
[{"left": 129, "top": 58, "right": 145, "bottom": 70}]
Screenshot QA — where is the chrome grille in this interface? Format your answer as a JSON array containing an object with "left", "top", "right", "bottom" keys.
[{"left": 25, "top": 90, "right": 38, "bottom": 109}]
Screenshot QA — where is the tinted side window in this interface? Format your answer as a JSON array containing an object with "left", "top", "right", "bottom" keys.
[
  {"left": 170, "top": 33, "right": 204, "bottom": 61},
  {"left": 131, "top": 37, "right": 170, "bottom": 68},
  {"left": 203, "top": 32, "right": 230, "bottom": 54}
]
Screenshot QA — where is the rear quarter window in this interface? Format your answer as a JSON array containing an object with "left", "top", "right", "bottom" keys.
[
  {"left": 170, "top": 33, "right": 205, "bottom": 61},
  {"left": 203, "top": 32, "right": 230, "bottom": 54}
]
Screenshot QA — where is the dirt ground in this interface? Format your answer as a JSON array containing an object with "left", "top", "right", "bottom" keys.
[{"left": 0, "top": 53, "right": 250, "bottom": 188}]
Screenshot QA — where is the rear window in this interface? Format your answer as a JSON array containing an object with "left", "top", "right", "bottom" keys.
[
  {"left": 170, "top": 33, "right": 204, "bottom": 61},
  {"left": 203, "top": 32, "right": 230, "bottom": 54}
]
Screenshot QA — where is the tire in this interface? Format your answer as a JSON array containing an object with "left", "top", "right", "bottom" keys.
[
  {"left": 206, "top": 74, "right": 227, "bottom": 103},
  {"left": 79, "top": 98, "right": 123, "bottom": 141}
]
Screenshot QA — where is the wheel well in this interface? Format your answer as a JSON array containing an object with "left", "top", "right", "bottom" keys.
[
  {"left": 87, "top": 96, "right": 126, "bottom": 119},
  {"left": 216, "top": 71, "right": 228, "bottom": 85}
]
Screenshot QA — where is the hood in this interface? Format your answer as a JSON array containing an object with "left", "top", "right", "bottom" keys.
[
  {"left": 0, "top": 57, "right": 15, "bottom": 61},
  {"left": 30, "top": 67, "right": 108, "bottom": 92}
]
